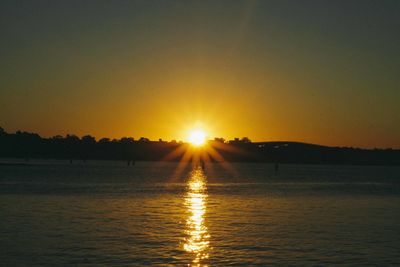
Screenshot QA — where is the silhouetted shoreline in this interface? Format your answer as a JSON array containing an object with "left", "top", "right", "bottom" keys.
[{"left": 0, "top": 128, "right": 399, "bottom": 166}]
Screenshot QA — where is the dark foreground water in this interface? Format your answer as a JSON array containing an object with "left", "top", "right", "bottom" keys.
[{"left": 1, "top": 160, "right": 399, "bottom": 266}]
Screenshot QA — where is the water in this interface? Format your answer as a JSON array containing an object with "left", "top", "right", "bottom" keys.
[{"left": 1, "top": 160, "right": 399, "bottom": 266}]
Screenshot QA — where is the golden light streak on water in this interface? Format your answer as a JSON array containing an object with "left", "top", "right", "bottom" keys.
[{"left": 183, "top": 167, "right": 210, "bottom": 266}]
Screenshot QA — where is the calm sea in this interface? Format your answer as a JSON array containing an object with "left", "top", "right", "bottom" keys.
[{"left": 1, "top": 160, "right": 399, "bottom": 266}]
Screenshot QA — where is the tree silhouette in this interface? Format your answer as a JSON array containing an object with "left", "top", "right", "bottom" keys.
[{"left": 0, "top": 128, "right": 398, "bottom": 165}]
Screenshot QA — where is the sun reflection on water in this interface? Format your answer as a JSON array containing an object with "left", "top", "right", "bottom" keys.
[{"left": 184, "top": 167, "right": 210, "bottom": 266}]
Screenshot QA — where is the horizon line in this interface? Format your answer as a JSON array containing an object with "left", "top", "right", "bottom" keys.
[{"left": 1, "top": 127, "right": 398, "bottom": 151}]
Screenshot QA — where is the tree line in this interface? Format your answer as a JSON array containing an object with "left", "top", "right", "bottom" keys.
[{"left": 0, "top": 127, "right": 399, "bottom": 165}]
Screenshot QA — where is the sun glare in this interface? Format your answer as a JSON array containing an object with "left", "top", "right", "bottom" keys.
[{"left": 188, "top": 130, "right": 206, "bottom": 146}]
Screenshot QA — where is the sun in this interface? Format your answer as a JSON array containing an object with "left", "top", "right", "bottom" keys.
[{"left": 188, "top": 130, "right": 206, "bottom": 146}]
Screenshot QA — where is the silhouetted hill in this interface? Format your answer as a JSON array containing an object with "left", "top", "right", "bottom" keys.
[
  {"left": 0, "top": 128, "right": 399, "bottom": 165},
  {"left": 253, "top": 141, "right": 400, "bottom": 165}
]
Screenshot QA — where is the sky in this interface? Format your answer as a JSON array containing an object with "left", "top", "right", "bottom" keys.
[{"left": 0, "top": 0, "right": 399, "bottom": 148}]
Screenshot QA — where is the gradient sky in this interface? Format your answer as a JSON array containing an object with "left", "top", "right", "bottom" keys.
[{"left": 1, "top": 0, "right": 399, "bottom": 148}]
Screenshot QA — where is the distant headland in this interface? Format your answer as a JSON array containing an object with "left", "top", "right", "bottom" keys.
[{"left": 0, "top": 127, "right": 399, "bottom": 166}]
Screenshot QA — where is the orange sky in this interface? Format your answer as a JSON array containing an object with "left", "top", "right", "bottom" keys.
[{"left": 1, "top": 1, "right": 399, "bottom": 148}]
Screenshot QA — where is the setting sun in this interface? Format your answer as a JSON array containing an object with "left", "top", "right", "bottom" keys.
[{"left": 188, "top": 130, "right": 206, "bottom": 146}]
